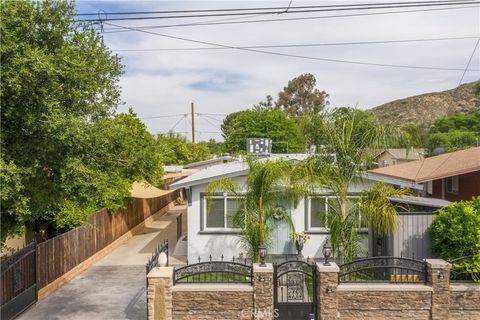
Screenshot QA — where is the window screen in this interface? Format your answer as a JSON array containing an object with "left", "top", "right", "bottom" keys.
[
  {"left": 226, "top": 198, "right": 243, "bottom": 228},
  {"left": 206, "top": 198, "right": 225, "bottom": 228},
  {"left": 310, "top": 198, "right": 327, "bottom": 228}
]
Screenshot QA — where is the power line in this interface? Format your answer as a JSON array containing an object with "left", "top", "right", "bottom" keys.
[
  {"left": 140, "top": 113, "right": 186, "bottom": 119},
  {"left": 100, "top": 5, "right": 480, "bottom": 33},
  {"left": 104, "top": 22, "right": 480, "bottom": 72},
  {"left": 197, "top": 114, "right": 222, "bottom": 131},
  {"left": 197, "top": 131, "right": 223, "bottom": 134},
  {"left": 458, "top": 38, "right": 480, "bottom": 86},
  {"left": 168, "top": 114, "right": 187, "bottom": 132},
  {"left": 107, "top": 11, "right": 278, "bottom": 35},
  {"left": 79, "top": 1, "right": 479, "bottom": 22},
  {"left": 197, "top": 112, "right": 228, "bottom": 116},
  {"left": 78, "top": 1, "right": 476, "bottom": 16},
  {"left": 112, "top": 36, "right": 479, "bottom": 52},
  {"left": 202, "top": 114, "right": 225, "bottom": 122}
]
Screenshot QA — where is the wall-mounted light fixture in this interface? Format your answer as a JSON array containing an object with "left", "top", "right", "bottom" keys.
[
  {"left": 438, "top": 271, "right": 445, "bottom": 280},
  {"left": 326, "top": 285, "right": 334, "bottom": 293},
  {"left": 259, "top": 244, "right": 267, "bottom": 267}
]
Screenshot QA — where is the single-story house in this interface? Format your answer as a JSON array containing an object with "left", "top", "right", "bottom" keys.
[
  {"left": 374, "top": 148, "right": 425, "bottom": 168},
  {"left": 368, "top": 147, "right": 480, "bottom": 202},
  {"left": 169, "top": 153, "right": 439, "bottom": 261}
]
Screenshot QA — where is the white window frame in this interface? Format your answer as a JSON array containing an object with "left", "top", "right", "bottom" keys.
[
  {"left": 203, "top": 195, "right": 244, "bottom": 231},
  {"left": 446, "top": 176, "right": 459, "bottom": 194},
  {"left": 427, "top": 181, "right": 433, "bottom": 195},
  {"left": 382, "top": 160, "right": 389, "bottom": 167},
  {"left": 307, "top": 195, "right": 366, "bottom": 232},
  {"left": 307, "top": 196, "right": 329, "bottom": 232}
]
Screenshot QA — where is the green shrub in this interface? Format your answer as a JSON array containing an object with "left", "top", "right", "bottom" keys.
[{"left": 429, "top": 197, "right": 480, "bottom": 283}]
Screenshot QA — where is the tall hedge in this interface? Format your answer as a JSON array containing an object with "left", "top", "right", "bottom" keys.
[{"left": 429, "top": 197, "right": 480, "bottom": 282}]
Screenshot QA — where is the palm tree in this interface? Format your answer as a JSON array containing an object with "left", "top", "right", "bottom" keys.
[
  {"left": 207, "top": 156, "right": 304, "bottom": 262},
  {"left": 300, "top": 107, "right": 411, "bottom": 262}
]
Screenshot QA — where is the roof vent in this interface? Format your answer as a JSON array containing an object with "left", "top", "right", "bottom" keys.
[{"left": 247, "top": 138, "right": 272, "bottom": 155}]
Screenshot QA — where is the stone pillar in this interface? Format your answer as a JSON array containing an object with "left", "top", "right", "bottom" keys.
[
  {"left": 253, "top": 263, "right": 274, "bottom": 320},
  {"left": 426, "top": 259, "right": 451, "bottom": 320},
  {"left": 147, "top": 267, "right": 174, "bottom": 320},
  {"left": 316, "top": 262, "right": 339, "bottom": 320}
]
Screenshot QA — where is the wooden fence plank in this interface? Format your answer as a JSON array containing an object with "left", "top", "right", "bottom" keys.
[{"left": 35, "top": 190, "right": 180, "bottom": 289}]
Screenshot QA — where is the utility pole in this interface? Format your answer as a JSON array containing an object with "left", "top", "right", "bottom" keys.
[{"left": 191, "top": 102, "right": 195, "bottom": 144}]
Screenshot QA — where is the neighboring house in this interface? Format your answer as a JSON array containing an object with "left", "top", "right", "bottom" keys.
[
  {"left": 169, "top": 154, "right": 419, "bottom": 262},
  {"left": 163, "top": 165, "right": 198, "bottom": 186},
  {"left": 374, "top": 148, "right": 424, "bottom": 168},
  {"left": 182, "top": 155, "right": 235, "bottom": 170},
  {"left": 368, "top": 147, "right": 480, "bottom": 202}
]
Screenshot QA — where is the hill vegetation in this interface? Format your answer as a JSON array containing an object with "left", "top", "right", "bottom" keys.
[{"left": 370, "top": 81, "right": 480, "bottom": 126}]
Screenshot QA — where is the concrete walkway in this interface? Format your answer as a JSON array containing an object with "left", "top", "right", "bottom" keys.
[{"left": 19, "top": 205, "right": 186, "bottom": 320}]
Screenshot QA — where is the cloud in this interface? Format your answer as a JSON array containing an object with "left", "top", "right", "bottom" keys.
[
  {"left": 75, "top": 1, "right": 480, "bottom": 141},
  {"left": 187, "top": 71, "right": 248, "bottom": 92}
]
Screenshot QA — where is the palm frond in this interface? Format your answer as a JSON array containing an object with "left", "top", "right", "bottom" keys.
[{"left": 360, "top": 182, "right": 411, "bottom": 234}]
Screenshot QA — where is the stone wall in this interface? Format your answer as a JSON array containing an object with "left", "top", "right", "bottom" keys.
[
  {"left": 147, "top": 267, "right": 173, "bottom": 320},
  {"left": 172, "top": 286, "right": 253, "bottom": 320},
  {"left": 147, "top": 261, "right": 480, "bottom": 320},
  {"left": 317, "top": 261, "right": 480, "bottom": 320},
  {"left": 252, "top": 263, "right": 274, "bottom": 320},
  {"left": 337, "top": 285, "right": 432, "bottom": 319},
  {"left": 450, "top": 284, "right": 480, "bottom": 319}
]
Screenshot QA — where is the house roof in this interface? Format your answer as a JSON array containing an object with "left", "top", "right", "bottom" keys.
[
  {"left": 169, "top": 154, "right": 309, "bottom": 189},
  {"left": 368, "top": 147, "right": 480, "bottom": 183},
  {"left": 377, "top": 148, "right": 425, "bottom": 161},
  {"left": 388, "top": 195, "right": 450, "bottom": 208},
  {"left": 162, "top": 169, "right": 199, "bottom": 180},
  {"left": 183, "top": 155, "right": 234, "bottom": 169}
]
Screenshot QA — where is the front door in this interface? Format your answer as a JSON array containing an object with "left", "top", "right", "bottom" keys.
[
  {"left": 274, "top": 260, "right": 316, "bottom": 320},
  {"left": 269, "top": 200, "right": 294, "bottom": 255}
]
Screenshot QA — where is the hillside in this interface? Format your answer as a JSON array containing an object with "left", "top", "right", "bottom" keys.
[{"left": 370, "top": 82, "right": 479, "bottom": 125}]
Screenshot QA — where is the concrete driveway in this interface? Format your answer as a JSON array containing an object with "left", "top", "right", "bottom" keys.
[{"left": 19, "top": 206, "right": 186, "bottom": 320}]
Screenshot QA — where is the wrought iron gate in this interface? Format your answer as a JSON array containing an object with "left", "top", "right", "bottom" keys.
[
  {"left": 274, "top": 260, "right": 316, "bottom": 320},
  {"left": 1, "top": 242, "right": 37, "bottom": 320}
]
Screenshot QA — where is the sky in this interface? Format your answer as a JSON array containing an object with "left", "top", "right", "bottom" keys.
[{"left": 75, "top": 1, "right": 480, "bottom": 141}]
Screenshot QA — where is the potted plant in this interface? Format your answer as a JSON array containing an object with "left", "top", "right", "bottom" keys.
[{"left": 291, "top": 231, "right": 310, "bottom": 257}]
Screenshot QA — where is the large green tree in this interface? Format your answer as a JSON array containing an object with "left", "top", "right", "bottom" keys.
[
  {"left": 275, "top": 73, "right": 329, "bottom": 118},
  {"left": 425, "top": 111, "right": 480, "bottom": 154},
  {"left": 156, "top": 132, "right": 211, "bottom": 165},
  {"left": 223, "top": 107, "right": 305, "bottom": 154},
  {"left": 1, "top": 1, "right": 161, "bottom": 241}
]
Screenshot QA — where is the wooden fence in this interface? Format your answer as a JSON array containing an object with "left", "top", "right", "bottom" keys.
[{"left": 37, "top": 189, "right": 181, "bottom": 289}]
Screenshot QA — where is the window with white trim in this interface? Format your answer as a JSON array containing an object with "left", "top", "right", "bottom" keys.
[
  {"left": 427, "top": 181, "right": 433, "bottom": 195},
  {"left": 446, "top": 176, "right": 459, "bottom": 194},
  {"left": 204, "top": 196, "right": 245, "bottom": 230},
  {"left": 308, "top": 196, "right": 365, "bottom": 231}
]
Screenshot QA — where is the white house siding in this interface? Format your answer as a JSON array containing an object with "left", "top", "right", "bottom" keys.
[
  {"left": 187, "top": 177, "right": 246, "bottom": 261},
  {"left": 186, "top": 177, "right": 375, "bottom": 262}
]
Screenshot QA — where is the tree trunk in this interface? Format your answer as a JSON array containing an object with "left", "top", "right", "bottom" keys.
[{"left": 259, "top": 196, "right": 264, "bottom": 244}]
